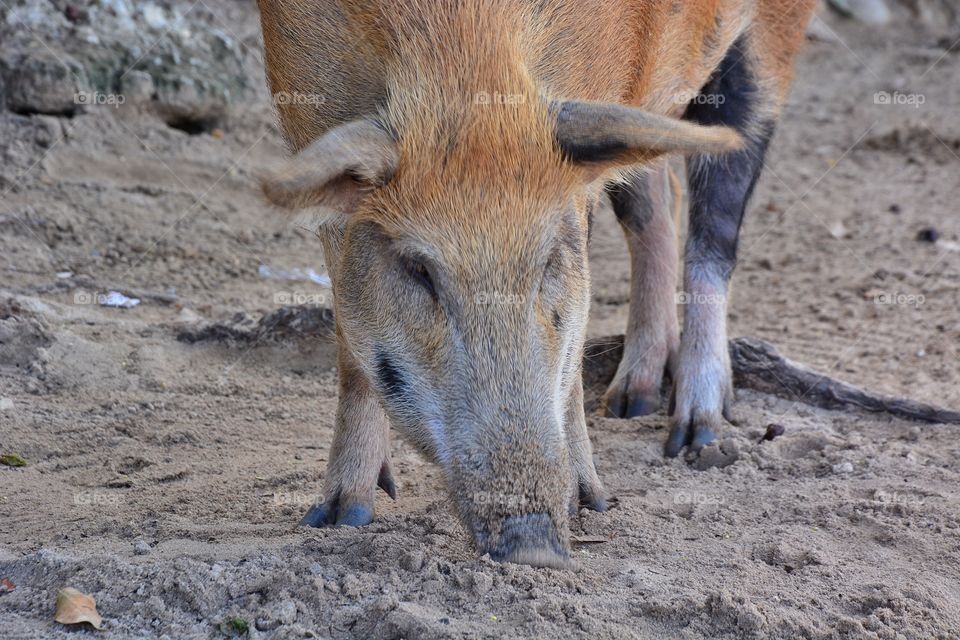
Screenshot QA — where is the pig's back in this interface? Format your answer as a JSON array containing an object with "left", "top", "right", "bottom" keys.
[{"left": 258, "top": 0, "right": 796, "bottom": 149}]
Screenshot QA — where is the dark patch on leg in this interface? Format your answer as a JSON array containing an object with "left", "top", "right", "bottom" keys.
[
  {"left": 684, "top": 37, "right": 756, "bottom": 132},
  {"left": 606, "top": 173, "right": 656, "bottom": 237},
  {"left": 682, "top": 35, "right": 775, "bottom": 276},
  {"left": 685, "top": 124, "right": 773, "bottom": 273},
  {"left": 586, "top": 199, "right": 595, "bottom": 242},
  {"left": 375, "top": 350, "right": 407, "bottom": 401},
  {"left": 552, "top": 310, "right": 563, "bottom": 332}
]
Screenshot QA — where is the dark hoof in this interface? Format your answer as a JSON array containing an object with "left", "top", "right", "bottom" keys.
[
  {"left": 300, "top": 501, "right": 336, "bottom": 527},
  {"left": 665, "top": 422, "right": 717, "bottom": 458},
  {"left": 606, "top": 391, "right": 660, "bottom": 419},
  {"left": 336, "top": 503, "right": 375, "bottom": 527},
  {"left": 578, "top": 484, "right": 608, "bottom": 512},
  {"left": 377, "top": 462, "right": 397, "bottom": 500},
  {"left": 300, "top": 496, "right": 374, "bottom": 528},
  {"left": 690, "top": 428, "right": 717, "bottom": 452}
]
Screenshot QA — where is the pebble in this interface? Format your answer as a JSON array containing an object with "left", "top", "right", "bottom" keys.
[
  {"left": 400, "top": 551, "right": 424, "bottom": 572},
  {"left": 471, "top": 572, "right": 493, "bottom": 596},
  {"left": 832, "top": 462, "right": 854, "bottom": 475},
  {"left": 274, "top": 600, "right": 297, "bottom": 625},
  {"left": 762, "top": 424, "right": 786, "bottom": 442},
  {"left": 133, "top": 539, "right": 152, "bottom": 555}
]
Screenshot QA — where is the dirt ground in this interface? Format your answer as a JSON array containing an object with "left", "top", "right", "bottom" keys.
[{"left": 2, "top": 1, "right": 960, "bottom": 638}]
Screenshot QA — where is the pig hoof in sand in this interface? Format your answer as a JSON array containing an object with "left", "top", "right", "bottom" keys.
[
  {"left": 603, "top": 381, "right": 661, "bottom": 419},
  {"left": 602, "top": 360, "right": 672, "bottom": 419},
  {"left": 574, "top": 483, "right": 608, "bottom": 514},
  {"left": 665, "top": 420, "right": 718, "bottom": 458},
  {"left": 300, "top": 496, "right": 374, "bottom": 528},
  {"left": 300, "top": 462, "right": 396, "bottom": 528},
  {"left": 664, "top": 403, "right": 734, "bottom": 459}
]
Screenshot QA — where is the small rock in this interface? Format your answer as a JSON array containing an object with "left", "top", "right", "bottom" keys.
[
  {"left": 916, "top": 227, "right": 939, "bottom": 243},
  {"left": 7, "top": 51, "right": 89, "bottom": 116},
  {"left": 64, "top": 4, "right": 84, "bottom": 23},
  {"left": 121, "top": 70, "right": 156, "bottom": 106},
  {"left": 133, "top": 539, "right": 152, "bottom": 555},
  {"left": 761, "top": 424, "right": 786, "bottom": 442},
  {"left": 273, "top": 600, "right": 297, "bottom": 625},
  {"left": 829, "top": 221, "right": 849, "bottom": 239},
  {"left": 832, "top": 461, "right": 854, "bottom": 475},
  {"left": 341, "top": 574, "right": 361, "bottom": 598},
  {"left": 140, "top": 4, "right": 168, "bottom": 30},
  {"left": 400, "top": 551, "right": 424, "bottom": 572},
  {"left": 692, "top": 440, "right": 739, "bottom": 470},
  {"left": 175, "top": 308, "right": 203, "bottom": 325},
  {"left": 255, "top": 617, "right": 278, "bottom": 632},
  {"left": 471, "top": 572, "right": 494, "bottom": 596}
]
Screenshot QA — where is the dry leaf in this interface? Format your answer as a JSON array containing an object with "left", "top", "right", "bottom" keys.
[
  {"left": 0, "top": 453, "right": 27, "bottom": 467},
  {"left": 54, "top": 587, "right": 102, "bottom": 629},
  {"left": 0, "top": 578, "right": 14, "bottom": 593}
]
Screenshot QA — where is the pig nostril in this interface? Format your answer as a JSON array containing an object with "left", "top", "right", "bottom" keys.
[{"left": 487, "top": 513, "right": 572, "bottom": 570}]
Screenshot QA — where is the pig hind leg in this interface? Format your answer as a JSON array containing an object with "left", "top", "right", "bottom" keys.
[
  {"left": 665, "top": 36, "right": 778, "bottom": 457},
  {"left": 602, "top": 158, "right": 680, "bottom": 419}
]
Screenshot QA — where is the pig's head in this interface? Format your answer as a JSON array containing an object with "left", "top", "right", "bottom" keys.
[{"left": 262, "top": 95, "right": 739, "bottom": 567}]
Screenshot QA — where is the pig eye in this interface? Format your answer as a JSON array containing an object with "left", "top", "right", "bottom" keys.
[
  {"left": 540, "top": 249, "right": 563, "bottom": 293},
  {"left": 402, "top": 256, "right": 437, "bottom": 300}
]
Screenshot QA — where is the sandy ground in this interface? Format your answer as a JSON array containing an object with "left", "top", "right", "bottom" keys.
[{"left": 2, "top": 2, "right": 960, "bottom": 638}]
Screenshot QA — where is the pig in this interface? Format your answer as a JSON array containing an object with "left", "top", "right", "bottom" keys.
[{"left": 256, "top": 0, "right": 815, "bottom": 567}]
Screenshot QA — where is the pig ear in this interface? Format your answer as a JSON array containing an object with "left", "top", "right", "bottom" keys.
[
  {"left": 260, "top": 119, "right": 398, "bottom": 216},
  {"left": 553, "top": 100, "right": 742, "bottom": 169}
]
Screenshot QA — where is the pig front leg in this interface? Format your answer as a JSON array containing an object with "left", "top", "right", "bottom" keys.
[
  {"left": 667, "top": 37, "right": 776, "bottom": 457},
  {"left": 602, "top": 159, "right": 679, "bottom": 418},
  {"left": 301, "top": 339, "right": 394, "bottom": 527},
  {"left": 567, "top": 369, "right": 607, "bottom": 513}
]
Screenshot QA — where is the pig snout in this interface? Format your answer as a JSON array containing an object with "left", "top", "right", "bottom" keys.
[{"left": 485, "top": 513, "right": 572, "bottom": 570}]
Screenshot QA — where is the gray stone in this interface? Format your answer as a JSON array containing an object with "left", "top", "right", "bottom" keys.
[{"left": 5, "top": 51, "right": 88, "bottom": 115}]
